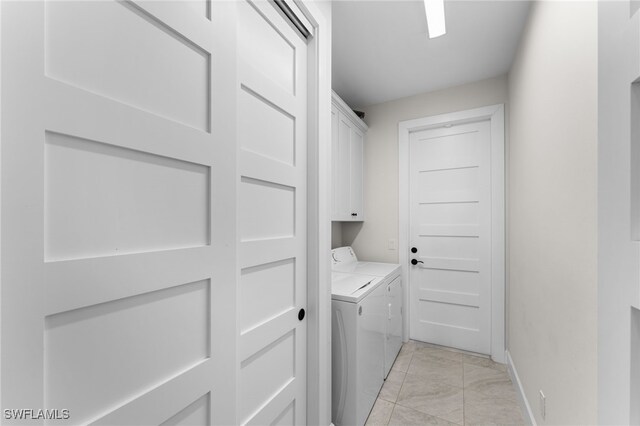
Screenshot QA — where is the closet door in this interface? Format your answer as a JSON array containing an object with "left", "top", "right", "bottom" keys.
[
  {"left": 237, "top": 1, "right": 308, "bottom": 424},
  {"left": 0, "top": 1, "right": 236, "bottom": 424}
]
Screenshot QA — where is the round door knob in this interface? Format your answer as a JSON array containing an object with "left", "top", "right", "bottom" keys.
[
  {"left": 411, "top": 259, "right": 424, "bottom": 265},
  {"left": 298, "top": 308, "right": 305, "bottom": 321},
  {"left": 411, "top": 247, "right": 418, "bottom": 253}
]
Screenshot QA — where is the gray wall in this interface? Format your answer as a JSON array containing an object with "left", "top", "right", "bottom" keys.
[{"left": 508, "top": 1, "right": 598, "bottom": 424}]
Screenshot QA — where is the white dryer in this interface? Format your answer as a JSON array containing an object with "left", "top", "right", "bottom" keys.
[
  {"left": 331, "top": 271, "right": 386, "bottom": 426},
  {"left": 332, "top": 247, "right": 403, "bottom": 378}
]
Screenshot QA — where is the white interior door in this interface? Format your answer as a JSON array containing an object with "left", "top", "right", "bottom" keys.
[
  {"left": 0, "top": 0, "right": 238, "bottom": 424},
  {"left": 237, "top": 1, "right": 307, "bottom": 424},
  {"left": 409, "top": 121, "right": 492, "bottom": 354}
]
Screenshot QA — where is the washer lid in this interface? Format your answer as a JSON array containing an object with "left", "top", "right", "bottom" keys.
[{"left": 331, "top": 271, "right": 382, "bottom": 303}]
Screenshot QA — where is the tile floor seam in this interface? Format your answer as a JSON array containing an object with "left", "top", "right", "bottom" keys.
[
  {"left": 394, "top": 379, "right": 464, "bottom": 424},
  {"left": 385, "top": 403, "right": 395, "bottom": 426},
  {"left": 393, "top": 400, "right": 463, "bottom": 426},
  {"left": 462, "top": 360, "right": 466, "bottom": 425},
  {"left": 394, "top": 368, "right": 408, "bottom": 406}
]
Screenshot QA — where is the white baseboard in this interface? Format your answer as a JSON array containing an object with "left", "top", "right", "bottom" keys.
[{"left": 506, "top": 350, "right": 537, "bottom": 426}]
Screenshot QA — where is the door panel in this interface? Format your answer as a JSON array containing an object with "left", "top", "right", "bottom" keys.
[
  {"left": 1, "top": 0, "right": 233, "bottom": 424},
  {"left": 240, "top": 259, "right": 296, "bottom": 334},
  {"left": 160, "top": 394, "right": 211, "bottom": 426},
  {"left": 409, "top": 121, "right": 492, "bottom": 354},
  {"left": 45, "top": 280, "right": 210, "bottom": 424},
  {"left": 45, "top": 0, "right": 211, "bottom": 132},
  {"left": 44, "top": 132, "right": 210, "bottom": 261},
  {"left": 239, "top": 88, "right": 295, "bottom": 166},
  {"left": 238, "top": 0, "right": 295, "bottom": 95},
  {"left": 237, "top": 1, "right": 307, "bottom": 425}
]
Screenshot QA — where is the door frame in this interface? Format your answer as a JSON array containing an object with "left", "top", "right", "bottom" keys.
[
  {"left": 293, "top": 1, "right": 332, "bottom": 424},
  {"left": 398, "top": 104, "right": 505, "bottom": 363}
]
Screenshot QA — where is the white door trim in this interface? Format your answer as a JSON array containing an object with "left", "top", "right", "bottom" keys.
[
  {"left": 294, "top": 1, "right": 332, "bottom": 424},
  {"left": 398, "top": 104, "right": 505, "bottom": 363}
]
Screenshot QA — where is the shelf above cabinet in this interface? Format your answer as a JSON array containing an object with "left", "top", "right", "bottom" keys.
[{"left": 331, "top": 90, "right": 368, "bottom": 133}]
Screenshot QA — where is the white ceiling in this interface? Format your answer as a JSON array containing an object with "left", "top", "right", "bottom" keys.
[{"left": 332, "top": 0, "right": 531, "bottom": 108}]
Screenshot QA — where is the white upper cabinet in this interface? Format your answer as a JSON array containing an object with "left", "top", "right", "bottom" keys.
[{"left": 331, "top": 91, "right": 368, "bottom": 222}]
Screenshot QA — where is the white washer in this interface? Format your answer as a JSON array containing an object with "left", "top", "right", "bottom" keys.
[
  {"left": 332, "top": 246, "right": 400, "bottom": 277},
  {"left": 331, "top": 271, "right": 386, "bottom": 426},
  {"left": 332, "top": 246, "right": 403, "bottom": 378}
]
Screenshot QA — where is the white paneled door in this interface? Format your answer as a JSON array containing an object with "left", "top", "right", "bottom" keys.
[
  {"left": 0, "top": 0, "right": 311, "bottom": 424},
  {"left": 409, "top": 121, "right": 492, "bottom": 354},
  {"left": 1, "top": 0, "right": 230, "bottom": 423},
  {"left": 237, "top": 1, "right": 307, "bottom": 425}
]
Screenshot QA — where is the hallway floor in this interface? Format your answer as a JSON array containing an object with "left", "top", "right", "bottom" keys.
[{"left": 365, "top": 341, "right": 525, "bottom": 425}]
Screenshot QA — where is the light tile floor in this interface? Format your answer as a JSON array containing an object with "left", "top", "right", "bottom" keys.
[{"left": 365, "top": 341, "right": 525, "bottom": 426}]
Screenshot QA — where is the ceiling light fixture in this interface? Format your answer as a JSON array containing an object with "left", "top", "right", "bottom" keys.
[{"left": 424, "top": 0, "right": 446, "bottom": 38}]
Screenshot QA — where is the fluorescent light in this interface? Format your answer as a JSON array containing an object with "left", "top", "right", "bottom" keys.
[{"left": 424, "top": 0, "right": 446, "bottom": 38}]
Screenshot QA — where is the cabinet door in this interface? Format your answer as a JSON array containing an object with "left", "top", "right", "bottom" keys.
[
  {"left": 337, "top": 112, "right": 352, "bottom": 220},
  {"left": 331, "top": 106, "right": 339, "bottom": 219},
  {"left": 350, "top": 127, "right": 364, "bottom": 219}
]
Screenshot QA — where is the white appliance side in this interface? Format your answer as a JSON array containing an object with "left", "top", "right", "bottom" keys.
[
  {"left": 385, "top": 276, "right": 403, "bottom": 378},
  {"left": 331, "top": 300, "right": 357, "bottom": 426},
  {"left": 357, "top": 282, "right": 386, "bottom": 426},
  {"left": 332, "top": 246, "right": 404, "bottom": 379},
  {"left": 330, "top": 288, "right": 385, "bottom": 426}
]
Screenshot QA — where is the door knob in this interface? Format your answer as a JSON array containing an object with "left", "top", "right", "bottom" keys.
[
  {"left": 298, "top": 308, "right": 305, "bottom": 321},
  {"left": 411, "top": 247, "right": 418, "bottom": 253},
  {"left": 411, "top": 259, "right": 424, "bottom": 265},
  {"left": 351, "top": 213, "right": 358, "bottom": 217}
]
